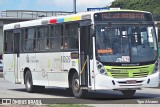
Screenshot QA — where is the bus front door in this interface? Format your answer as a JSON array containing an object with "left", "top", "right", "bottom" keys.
[
  {"left": 79, "top": 24, "right": 91, "bottom": 87},
  {"left": 13, "top": 30, "right": 21, "bottom": 83}
]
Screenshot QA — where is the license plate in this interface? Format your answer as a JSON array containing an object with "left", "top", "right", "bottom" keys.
[{"left": 126, "top": 80, "right": 136, "bottom": 84}]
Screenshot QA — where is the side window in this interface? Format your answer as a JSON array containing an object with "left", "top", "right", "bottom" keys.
[
  {"left": 4, "top": 31, "right": 13, "bottom": 53},
  {"left": 50, "top": 25, "right": 62, "bottom": 51},
  {"left": 63, "top": 23, "right": 78, "bottom": 50},
  {"left": 37, "top": 26, "right": 49, "bottom": 51},
  {"left": 24, "top": 28, "right": 36, "bottom": 52}
]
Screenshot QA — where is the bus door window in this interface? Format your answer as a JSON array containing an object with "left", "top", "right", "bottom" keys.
[
  {"left": 80, "top": 26, "right": 90, "bottom": 54},
  {"left": 139, "top": 27, "right": 155, "bottom": 56},
  {"left": 80, "top": 25, "right": 91, "bottom": 86}
]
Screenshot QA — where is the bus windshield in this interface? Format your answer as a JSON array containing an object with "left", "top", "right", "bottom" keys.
[{"left": 96, "top": 24, "right": 158, "bottom": 63}]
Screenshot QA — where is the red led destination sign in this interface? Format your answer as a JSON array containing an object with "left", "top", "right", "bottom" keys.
[
  {"left": 102, "top": 13, "right": 144, "bottom": 19},
  {"left": 94, "top": 12, "right": 152, "bottom": 21}
]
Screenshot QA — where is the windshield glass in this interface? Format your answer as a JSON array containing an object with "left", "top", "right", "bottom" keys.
[{"left": 96, "top": 24, "right": 158, "bottom": 63}]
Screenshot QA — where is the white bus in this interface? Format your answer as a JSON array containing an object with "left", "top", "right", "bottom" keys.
[{"left": 3, "top": 10, "right": 159, "bottom": 98}]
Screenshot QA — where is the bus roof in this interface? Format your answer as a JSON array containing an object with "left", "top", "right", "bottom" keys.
[{"left": 3, "top": 10, "right": 151, "bottom": 30}]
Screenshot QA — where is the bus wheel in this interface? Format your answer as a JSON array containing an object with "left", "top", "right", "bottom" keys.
[
  {"left": 72, "top": 73, "right": 87, "bottom": 98},
  {"left": 121, "top": 90, "right": 136, "bottom": 97},
  {"left": 25, "top": 71, "right": 35, "bottom": 93}
]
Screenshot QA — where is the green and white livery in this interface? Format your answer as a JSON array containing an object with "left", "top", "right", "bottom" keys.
[{"left": 3, "top": 10, "right": 159, "bottom": 98}]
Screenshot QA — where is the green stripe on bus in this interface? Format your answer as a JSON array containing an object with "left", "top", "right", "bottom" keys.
[{"left": 104, "top": 64, "right": 154, "bottom": 78}]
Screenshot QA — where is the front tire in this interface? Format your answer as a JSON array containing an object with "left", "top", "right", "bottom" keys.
[
  {"left": 121, "top": 90, "right": 136, "bottom": 97},
  {"left": 72, "top": 73, "right": 87, "bottom": 98}
]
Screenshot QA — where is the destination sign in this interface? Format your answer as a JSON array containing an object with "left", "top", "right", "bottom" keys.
[{"left": 94, "top": 12, "right": 152, "bottom": 21}]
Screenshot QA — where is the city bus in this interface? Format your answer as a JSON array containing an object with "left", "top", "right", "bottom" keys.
[{"left": 3, "top": 10, "right": 159, "bottom": 98}]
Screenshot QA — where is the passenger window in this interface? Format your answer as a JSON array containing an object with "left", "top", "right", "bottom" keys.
[
  {"left": 63, "top": 23, "right": 78, "bottom": 50},
  {"left": 50, "top": 25, "right": 62, "bottom": 51},
  {"left": 37, "top": 26, "right": 49, "bottom": 51},
  {"left": 24, "top": 28, "right": 36, "bottom": 51},
  {"left": 4, "top": 31, "right": 13, "bottom": 53}
]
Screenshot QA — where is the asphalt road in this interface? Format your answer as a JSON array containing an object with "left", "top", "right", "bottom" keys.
[{"left": 0, "top": 77, "right": 160, "bottom": 105}]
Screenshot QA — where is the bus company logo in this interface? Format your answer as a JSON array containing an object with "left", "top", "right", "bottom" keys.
[
  {"left": 61, "top": 56, "right": 71, "bottom": 63},
  {"left": 26, "top": 55, "right": 29, "bottom": 63}
]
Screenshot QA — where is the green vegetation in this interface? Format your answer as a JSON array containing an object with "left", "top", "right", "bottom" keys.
[
  {"left": 48, "top": 104, "right": 93, "bottom": 107},
  {"left": 110, "top": 0, "right": 160, "bottom": 20}
]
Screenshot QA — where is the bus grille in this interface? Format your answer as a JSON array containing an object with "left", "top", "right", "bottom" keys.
[{"left": 108, "top": 69, "right": 150, "bottom": 78}]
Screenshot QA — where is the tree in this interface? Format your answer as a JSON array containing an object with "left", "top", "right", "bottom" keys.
[{"left": 110, "top": 0, "right": 160, "bottom": 20}]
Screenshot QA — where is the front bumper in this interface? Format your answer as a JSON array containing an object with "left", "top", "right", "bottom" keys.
[{"left": 94, "top": 72, "right": 159, "bottom": 90}]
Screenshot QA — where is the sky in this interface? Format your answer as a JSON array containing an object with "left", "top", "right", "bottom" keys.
[{"left": 0, "top": 0, "right": 115, "bottom": 12}]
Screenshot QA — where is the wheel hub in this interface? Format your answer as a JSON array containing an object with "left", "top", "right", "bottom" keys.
[
  {"left": 26, "top": 78, "right": 31, "bottom": 89},
  {"left": 74, "top": 79, "right": 80, "bottom": 91}
]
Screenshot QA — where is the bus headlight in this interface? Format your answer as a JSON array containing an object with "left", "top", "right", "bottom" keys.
[
  {"left": 152, "top": 61, "right": 159, "bottom": 74},
  {"left": 97, "top": 61, "right": 107, "bottom": 75},
  {"left": 100, "top": 69, "right": 106, "bottom": 74}
]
